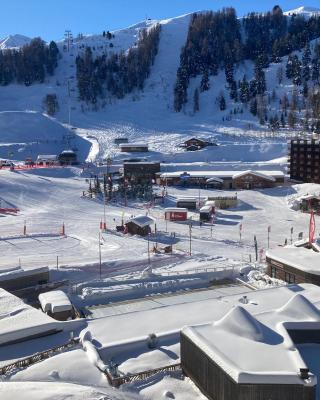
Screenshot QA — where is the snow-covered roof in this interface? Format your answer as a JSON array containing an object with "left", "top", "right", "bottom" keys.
[
  {"left": 119, "top": 143, "right": 148, "bottom": 148},
  {"left": 206, "top": 176, "right": 224, "bottom": 183},
  {"left": 39, "top": 290, "right": 72, "bottom": 314},
  {"left": 161, "top": 170, "right": 284, "bottom": 180},
  {"left": 60, "top": 150, "right": 76, "bottom": 155},
  {"left": 200, "top": 205, "right": 212, "bottom": 213},
  {"left": 36, "top": 154, "right": 58, "bottom": 160},
  {"left": 182, "top": 294, "right": 320, "bottom": 385},
  {"left": 85, "top": 283, "right": 320, "bottom": 386},
  {"left": 0, "top": 266, "right": 49, "bottom": 282},
  {"left": 176, "top": 197, "right": 198, "bottom": 202},
  {"left": 164, "top": 207, "right": 188, "bottom": 212},
  {"left": 232, "top": 170, "right": 276, "bottom": 182},
  {"left": 266, "top": 247, "right": 320, "bottom": 275},
  {"left": 0, "top": 288, "right": 60, "bottom": 345},
  {"left": 127, "top": 215, "right": 154, "bottom": 228}
]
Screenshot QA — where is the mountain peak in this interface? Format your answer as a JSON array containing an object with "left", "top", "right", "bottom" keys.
[
  {"left": 0, "top": 34, "right": 32, "bottom": 50},
  {"left": 284, "top": 6, "right": 320, "bottom": 17}
]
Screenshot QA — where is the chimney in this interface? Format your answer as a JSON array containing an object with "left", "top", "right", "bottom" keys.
[{"left": 300, "top": 368, "right": 309, "bottom": 380}]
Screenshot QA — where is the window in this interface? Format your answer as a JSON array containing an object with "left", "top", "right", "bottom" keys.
[
  {"left": 271, "top": 267, "right": 277, "bottom": 278},
  {"left": 285, "top": 272, "right": 295, "bottom": 284}
]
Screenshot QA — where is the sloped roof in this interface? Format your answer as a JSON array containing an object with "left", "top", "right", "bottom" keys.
[
  {"left": 127, "top": 215, "right": 154, "bottom": 228},
  {"left": 232, "top": 170, "right": 276, "bottom": 182}
]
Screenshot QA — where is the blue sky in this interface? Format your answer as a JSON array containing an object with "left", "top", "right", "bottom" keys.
[{"left": 2, "top": 1, "right": 320, "bottom": 41}]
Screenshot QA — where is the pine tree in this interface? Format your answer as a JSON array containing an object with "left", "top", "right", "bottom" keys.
[
  {"left": 193, "top": 88, "right": 199, "bottom": 113},
  {"left": 288, "top": 111, "right": 296, "bottom": 128},
  {"left": 219, "top": 93, "right": 226, "bottom": 111},
  {"left": 250, "top": 98, "right": 258, "bottom": 116},
  {"left": 200, "top": 70, "right": 210, "bottom": 92},
  {"left": 281, "top": 112, "right": 286, "bottom": 127},
  {"left": 229, "top": 80, "right": 238, "bottom": 101},
  {"left": 302, "top": 43, "right": 311, "bottom": 82},
  {"left": 239, "top": 75, "right": 250, "bottom": 103}
]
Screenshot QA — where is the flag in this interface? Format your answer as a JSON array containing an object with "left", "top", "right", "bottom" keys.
[
  {"left": 239, "top": 223, "right": 243, "bottom": 232},
  {"left": 268, "top": 225, "right": 271, "bottom": 233},
  {"left": 309, "top": 211, "right": 316, "bottom": 244}
]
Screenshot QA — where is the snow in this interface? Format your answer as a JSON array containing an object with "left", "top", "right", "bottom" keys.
[
  {"left": 127, "top": 215, "right": 155, "bottom": 228},
  {"left": 232, "top": 170, "right": 276, "bottom": 182},
  {"left": 266, "top": 247, "right": 320, "bottom": 275},
  {"left": 0, "top": 34, "right": 32, "bottom": 49},
  {"left": 182, "top": 289, "right": 320, "bottom": 385},
  {"left": 0, "top": 288, "right": 61, "bottom": 346},
  {"left": 0, "top": 381, "right": 141, "bottom": 400},
  {"left": 0, "top": 266, "right": 48, "bottom": 282},
  {"left": 284, "top": 6, "right": 320, "bottom": 17},
  {"left": 39, "top": 290, "right": 72, "bottom": 313},
  {"left": 160, "top": 170, "right": 284, "bottom": 179}
]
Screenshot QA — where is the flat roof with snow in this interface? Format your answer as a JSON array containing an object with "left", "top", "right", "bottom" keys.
[
  {"left": 119, "top": 143, "right": 148, "bottom": 148},
  {"left": 182, "top": 292, "right": 320, "bottom": 385},
  {"left": 160, "top": 170, "right": 284, "bottom": 179},
  {"left": 36, "top": 155, "right": 58, "bottom": 161},
  {"left": 39, "top": 290, "right": 72, "bottom": 314},
  {"left": 266, "top": 247, "right": 320, "bottom": 275},
  {"left": 164, "top": 207, "right": 188, "bottom": 212},
  {"left": 0, "top": 288, "right": 61, "bottom": 346},
  {"left": 0, "top": 266, "right": 49, "bottom": 283},
  {"left": 85, "top": 284, "right": 320, "bottom": 357}
]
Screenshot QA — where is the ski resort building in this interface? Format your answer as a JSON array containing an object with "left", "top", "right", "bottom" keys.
[
  {"left": 123, "top": 161, "right": 160, "bottom": 183},
  {"left": 36, "top": 154, "right": 58, "bottom": 165},
  {"left": 288, "top": 138, "right": 320, "bottom": 184},
  {"left": 181, "top": 296, "right": 318, "bottom": 400},
  {"left": 114, "top": 137, "right": 128, "bottom": 145},
  {"left": 266, "top": 247, "right": 320, "bottom": 285},
  {"left": 119, "top": 143, "right": 149, "bottom": 152},
  {"left": 158, "top": 170, "right": 284, "bottom": 189},
  {"left": 58, "top": 150, "right": 77, "bottom": 165},
  {"left": 125, "top": 215, "right": 154, "bottom": 236},
  {"left": 299, "top": 194, "right": 320, "bottom": 213},
  {"left": 164, "top": 207, "right": 188, "bottom": 221},
  {"left": 0, "top": 267, "right": 49, "bottom": 292}
]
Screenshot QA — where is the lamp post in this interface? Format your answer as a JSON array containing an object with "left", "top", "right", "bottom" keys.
[
  {"left": 147, "top": 233, "right": 151, "bottom": 266},
  {"left": 189, "top": 223, "right": 192, "bottom": 256},
  {"left": 99, "top": 231, "right": 102, "bottom": 279}
]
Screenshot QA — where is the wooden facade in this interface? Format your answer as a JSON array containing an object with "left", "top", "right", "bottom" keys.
[
  {"left": 125, "top": 221, "right": 151, "bottom": 236},
  {"left": 181, "top": 332, "right": 315, "bottom": 400},
  {"left": 0, "top": 268, "right": 50, "bottom": 292},
  {"left": 120, "top": 144, "right": 149, "bottom": 152},
  {"left": 288, "top": 138, "right": 320, "bottom": 184},
  {"left": 123, "top": 162, "right": 160, "bottom": 183},
  {"left": 232, "top": 173, "right": 276, "bottom": 190},
  {"left": 266, "top": 256, "right": 320, "bottom": 286}
]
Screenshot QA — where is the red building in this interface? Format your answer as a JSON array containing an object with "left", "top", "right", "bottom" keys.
[{"left": 164, "top": 208, "right": 188, "bottom": 221}]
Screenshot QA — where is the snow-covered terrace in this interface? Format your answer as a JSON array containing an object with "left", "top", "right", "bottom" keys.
[
  {"left": 85, "top": 283, "right": 320, "bottom": 353},
  {"left": 266, "top": 247, "right": 320, "bottom": 275}
]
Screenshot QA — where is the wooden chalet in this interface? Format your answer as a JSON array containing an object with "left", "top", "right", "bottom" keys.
[
  {"left": 125, "top": 215, "right": 154, "bottom": 236},
  {"left": 119, "top": 143, "right": 149, "bottom": 153}
]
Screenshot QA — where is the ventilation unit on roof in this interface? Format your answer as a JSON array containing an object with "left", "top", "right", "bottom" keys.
[
  {"left": 300, "top": 368, "right": 309, "bottom": 380},
  {"left": 239, "top": 295, "right": 248, "bottom": 304}
]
